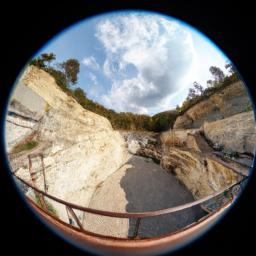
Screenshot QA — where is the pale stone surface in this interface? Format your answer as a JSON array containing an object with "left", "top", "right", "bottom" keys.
[
  {"left": 7, "top": 66, "right": 129, "bottom": 222},
  {"left": 161, "top": 129, "right": 199, "bottom": 148},
  {"left": 20, "top": 66, "right": 112, "bottom": 130},
  {"left": 11, "top": 82, "right": 47, "bottom": 119},
  {"left": 6, "top": 98, "right": 40, "bottom": 153},
  {"left": 174, "top": 81, "right": 251, "bottom": 129},
  {"left": 122, "top": 128, "right": 250, "bottom": 201},
  {"left": 161, "top": 147, "right": 241, "bottom": 199},
  {"left": 6, "top": 66, "right": 254, "bottom": 233},
  {"left": 203, "top": 111, "right": 256, "bottom": 154},
  {"left": 127, "top": 139, "right": 141, "bottom": 154},
  {"left": 5, "top": 119, "right": 34, "bottom": 152},
  {"left": 121, "top": 131, "right": 162, "bottom": 161}
]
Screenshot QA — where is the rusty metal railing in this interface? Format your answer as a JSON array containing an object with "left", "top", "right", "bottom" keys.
[{"left": 13, "top": 173, "right": 247, "bottom": 240}]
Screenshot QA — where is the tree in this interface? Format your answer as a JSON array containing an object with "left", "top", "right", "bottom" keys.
[
  {"left": 46, "top": 68, "right": 68, "bottom": 90},
  {"left": 30, "top": 53, "right": 56, "bottom": 68},
  {"left": 30, "top": 57, "right": 45, "bottom": 68},
  {"left": 73, "top": 87, "right": 87, "bottom": 104},
  {"left": 225, "top": 62, "right": 236, "bottom": 74},
  {"left": 209, "top": 66, "right": 225, "bottom": 83},
  {"left": 61, "top": 59, "right": 80, "bottom": 85},
  {"left": 207, "top": 79, "right": 214, "bottom": 87},
  {"left": 188, "top": 87, "right": 197, "bottom": 99},
  {"left": 176, "top": 105, "right": 181, "bottom": 113},
  {"left": 41, "top": 53, "right": 56, "bottom": 67},
  {"left": 193, "top": 81, "right": 203, "bottom": 95}
]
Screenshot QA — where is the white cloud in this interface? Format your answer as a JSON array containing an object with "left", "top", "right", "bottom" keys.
[
  {"left": 95, "top": 13, "right": 196, "bottom": 114},
  {"left": 87, "top": 72, "right": 104, "bottom": 98},
  {"left": 88, "top": 72, "right": 97, "bottom": 85},
  {"left": 82, "top": 56, "right": 100, "bottom": 70},
  {"left": 103, "top": 59, "right": 112, "bottom": 78}
]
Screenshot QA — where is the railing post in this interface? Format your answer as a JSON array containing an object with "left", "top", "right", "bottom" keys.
[
  {"left": 66, "top": 206, "right": 84, "bottom": 231},
  {"left": 14, "top": 173, "right": 246, "bottom": 240},
  {"left": 40, "top": 154, "right": 47, "bottom": 193},
  {"left": 131, "top": 218, "right": 141, "bottom": 239},
  {"left": 28, "top": 154, "right": 48, "bottom": 211}
]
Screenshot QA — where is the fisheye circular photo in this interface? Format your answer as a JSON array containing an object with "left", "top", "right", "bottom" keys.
[{"left": 4, "top": 10, "right": 255, "bottom": 256}]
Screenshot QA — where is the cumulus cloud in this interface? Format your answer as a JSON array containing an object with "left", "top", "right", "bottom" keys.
[
  {"left": 88, "top": 72, "right": 97, "bottom": 84},
  {"left": 96, "top": 13, "right": 196, "bottom": 114},
  {"left": 82, "top": 56, "right": 100, "bottom": 70},
  {"left": 87, "top": 72, "right": 104, "bottom": 98}
]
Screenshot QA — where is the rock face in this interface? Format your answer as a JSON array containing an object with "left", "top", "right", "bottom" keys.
[
  {"left": 6, "top": 66, "right": 129, "bottom": 221},
  {"left": 121, "top": 131, "right": 162, "bottom": 162},
  {"left": 6, "top": 66, "right": 254, "bottom": 224},
  {"left": 165, "top": 81, "right": 255, "bottom": 199},
  {"left": 161, "top": 147, "right": 241, "bottom": 199},
  {"left": 123, "top": 114, "right": 253, "bottom": 200},
  {"left": 161, "top": 112, "right": 255, "bottom": 198},
  {"left": 203, "top": 111, "right": 256, "bottom": 154},
  {"left": 122, "top": 130, "right": 241, "bottom": 200},
  {"left": 174, "top": 81, "right": 251, "bottom": 129},
  {"left": 161, "top": 129, "right": 200, "bottom": 149}
]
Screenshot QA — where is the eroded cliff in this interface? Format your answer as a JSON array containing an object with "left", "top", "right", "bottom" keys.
[
  {"left": 6, "top": 66, "right": 129, "bottom": 221},
  {"left": 174, "top": 81, "right": 251, "bottom": 129}
]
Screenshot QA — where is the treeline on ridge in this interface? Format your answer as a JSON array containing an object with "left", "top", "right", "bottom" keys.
[{"left": 29, "top": 53, "right": 241, "bottom": 132}]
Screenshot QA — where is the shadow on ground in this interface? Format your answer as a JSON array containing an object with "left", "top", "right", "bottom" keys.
[{"left": 120, "top": 156, "right": 206, "bottom": 238}]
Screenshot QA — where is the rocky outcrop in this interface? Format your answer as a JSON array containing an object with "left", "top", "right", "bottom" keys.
[
  {"left": 161, "top": 147, "right": 242, "bottom": 199},
  {"left": 124, "top": 121, "right": 252, "bottom": 200},
  {"left": 7, "top": 66, "right": 129, "bottom": 222},
  {"left": 166, "top": 82, "right": 255, "bottom": 199},
  {"left": 122, "top": 129, "right": 246, "bottom": 200},
  {"left": 121, "top": 131, "right": 162, "bottom": 162},
  {"left": 174, "top": 81, "right": 251, "bottom": 129},
  {"left": 161, "top": 129, "right": 199, "bottom": 149},
  {"left": 203, "top": 111, "right": 256, "bottom": 154},
  {"left": 7, "top": 66, "right": 254, "bottom": 221}
]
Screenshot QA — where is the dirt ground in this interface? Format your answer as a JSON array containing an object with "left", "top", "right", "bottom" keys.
[{"left": 83, "top": 155, "right": 205, "bottom": 238}]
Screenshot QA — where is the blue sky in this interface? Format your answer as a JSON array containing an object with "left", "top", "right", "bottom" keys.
[{"left": 37, "top": 11, "right": 230, "bottom": 115}]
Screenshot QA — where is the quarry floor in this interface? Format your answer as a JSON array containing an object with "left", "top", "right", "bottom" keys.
[{"left": 83, "top": 155, "right": 205, "bottom": 238}]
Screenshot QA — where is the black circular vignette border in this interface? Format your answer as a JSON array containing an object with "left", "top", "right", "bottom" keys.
[{"left": 1, "top": 1, "right": 255, "bottom": 256}]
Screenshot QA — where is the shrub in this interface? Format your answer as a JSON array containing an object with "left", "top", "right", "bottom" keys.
[
  {"left": 11, "top": 140, "right": 38, "bottom": 154},
  {"left": 34, "top": 194, "right": 58, "bottom": 217},
  {"left": 44, "top": 67, "right": 68, "bottom": 91}
]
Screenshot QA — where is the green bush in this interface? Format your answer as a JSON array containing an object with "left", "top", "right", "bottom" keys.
[
  {"left": 11, "top": 140, "right": 38, "bottom": 154},
  {"left": 34, "top": 194, "right": 58, "bottom": 217},
  {"left": 44, "top": 67, "right": 68, "bottom": 91}
]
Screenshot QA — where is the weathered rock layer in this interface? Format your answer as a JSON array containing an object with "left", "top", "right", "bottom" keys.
[
  {"left": 174, "top": 82, "right": 251, "bottom": 129},
  {"left": 6, "top": 66, "right": 129, "bottom": 221}
]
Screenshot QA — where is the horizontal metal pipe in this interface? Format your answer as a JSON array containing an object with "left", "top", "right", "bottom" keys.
[
  {"left": 27, "top": 195, "right": 233, "bottom": 241},
  {"left": 14, "top": 174, "right": 245, "bottom": 219}
]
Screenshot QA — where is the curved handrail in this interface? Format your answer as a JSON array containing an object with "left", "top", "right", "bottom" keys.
[{"left": 14, "top": 174, "right": 246, "bottom": 219}]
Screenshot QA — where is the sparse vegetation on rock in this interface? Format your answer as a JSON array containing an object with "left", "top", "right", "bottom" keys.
[
  {"left": 29, "top": 53, "right": 243, "bottom": 133},
  {"left": 11, "top": 140, "right": 38, "bottom": 154}
]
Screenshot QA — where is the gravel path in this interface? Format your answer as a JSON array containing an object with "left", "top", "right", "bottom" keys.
[{"left": 83, "top": 155, "right": 205, "bottom": 238}]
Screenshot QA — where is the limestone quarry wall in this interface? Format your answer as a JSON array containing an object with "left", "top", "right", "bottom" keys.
[
  {"left": 7, "top": 66, "right": 129, "bottom": 222},
  {"left": 203, "top": 111, "right": 256, "bottom": 154},
  {"left": 6, "top": 83, "right": 45, "bottom": 152},
  {"left": 174, "top": 81, "right": 251, "bottom": 129},
  {"left": 161, "top": 147, "right": 241, "bottom": 199},
  {"left": 11, "top": 82, "right": 47, "bottom": 119},
  {"left": 161, "top": 110, "right": 255, "bottom": 198},
  {"left": 122, "top": 130, "right": 242, "bottom": 200}
]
